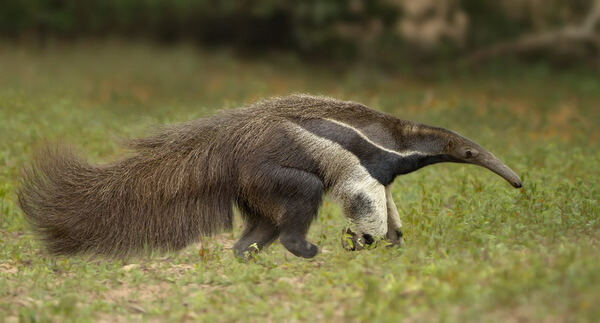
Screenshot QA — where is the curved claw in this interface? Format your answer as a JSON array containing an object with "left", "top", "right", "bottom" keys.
[
  {"left": 341, "top": 228, "right": 376, "bottom": 251},
  {"left": 385, "top": 228, "right": 403, "bottom": 247}
]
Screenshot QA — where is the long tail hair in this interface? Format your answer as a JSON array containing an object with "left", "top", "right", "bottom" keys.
[{"left": 17, "top": 119, "right": 236, "bottom": 257}]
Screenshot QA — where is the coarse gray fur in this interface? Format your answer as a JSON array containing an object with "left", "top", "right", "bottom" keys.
[{"left": 18, "top": 94, "right": 522, "bottom": 259}]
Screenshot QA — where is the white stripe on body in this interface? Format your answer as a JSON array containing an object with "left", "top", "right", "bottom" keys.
[{"left": 323, "top": 118, "right": 428, "bottom": 158}]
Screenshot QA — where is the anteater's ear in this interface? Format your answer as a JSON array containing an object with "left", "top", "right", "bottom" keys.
[{"left": 444, "top": 139, "right": 456, "bottom": 153}]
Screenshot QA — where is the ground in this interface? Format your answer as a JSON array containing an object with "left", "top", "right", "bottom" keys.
[{"left": 0, "top": 41, "right": 599, "bottom": 322}]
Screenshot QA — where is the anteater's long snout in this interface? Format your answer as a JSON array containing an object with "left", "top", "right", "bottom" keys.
[{"left": 478, "top": 156, "right": 522, "bottom": 188}]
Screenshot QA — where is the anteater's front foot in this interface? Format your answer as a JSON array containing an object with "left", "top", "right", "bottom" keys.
[
  {"left": 280, "top": 235, "right": 319, "bottom": 258},
  {"left": 341, "top": 228, "right": 376, "bottom": 251},
  {"left": 385, "top": 228, "right": 403, "bottom": 248}
]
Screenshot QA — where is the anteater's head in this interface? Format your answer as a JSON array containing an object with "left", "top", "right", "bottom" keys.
[{"left": 443, "top": 132, "right": 523, "bottom": 188}]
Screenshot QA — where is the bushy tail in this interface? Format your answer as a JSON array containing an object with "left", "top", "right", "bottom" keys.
[{"left": 17, "top": 144, "right": 234, "bottom": 257}]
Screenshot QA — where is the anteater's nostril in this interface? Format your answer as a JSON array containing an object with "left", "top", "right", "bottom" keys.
[{"left": 513, "top": 181, "right": 523, "bottom": 188}]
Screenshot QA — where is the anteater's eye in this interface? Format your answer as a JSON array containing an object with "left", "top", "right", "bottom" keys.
[{"left": 463, "top": 148, "right": 479, "bottom": 158}]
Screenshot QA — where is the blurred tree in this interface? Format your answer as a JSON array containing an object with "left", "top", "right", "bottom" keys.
[
  {"left": 0, "top": 0, "right": 598, "bottom": 66},
  {"left": 391, "top": 0, "right": 468, "bottom": 50},
  {"left": 465, "top": 0, "right": 600, "bottom": 65}
]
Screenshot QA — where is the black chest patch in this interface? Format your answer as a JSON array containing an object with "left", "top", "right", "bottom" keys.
[{"left": 295, "top": 118, "right": 405, "bottom": 185}]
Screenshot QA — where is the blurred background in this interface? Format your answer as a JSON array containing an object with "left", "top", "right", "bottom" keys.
[
  {"left": 1, "top": 0, "right": 600, "bottom": 69},
  {"left": 1, "top": 0, "right": 598, "bottom": 144}
]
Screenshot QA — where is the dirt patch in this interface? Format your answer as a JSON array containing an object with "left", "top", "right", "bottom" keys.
[
  {"left": 277, "top": 276, "right": 306, "bottom": 289},
  {"left": 0, "top": 263, "right": 18, "bottom": 274},
  {"left": 197, "top": 232, "right": 236, "bottom": 250},
  {"left": 103, "top": 282, "right": 172, "bottom": 304}
]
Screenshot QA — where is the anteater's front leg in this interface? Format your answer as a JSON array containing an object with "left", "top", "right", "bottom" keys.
[
  {"left": 385, "top": 185, "right": 403, "bottom": 246},
  {"left": 337, "top": 175, "right": 388, "bottom": 250}
]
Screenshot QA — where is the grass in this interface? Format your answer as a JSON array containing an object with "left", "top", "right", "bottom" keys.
[{"left": 1, "top": 41, "right": 599, "bottom": 322}]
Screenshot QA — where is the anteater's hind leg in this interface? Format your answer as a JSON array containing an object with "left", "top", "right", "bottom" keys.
[
  {"left": 233, "top": 202, "right": 280, "bottom": 258},
  {"left": 278, "top": 198, "right": 321, "bottom": 259},
  {"left": 239, "top": 163, "right": 324, "bottom": 259},
  {"left": 276, "top": 169, "right": 324, "bottom": 258}
]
